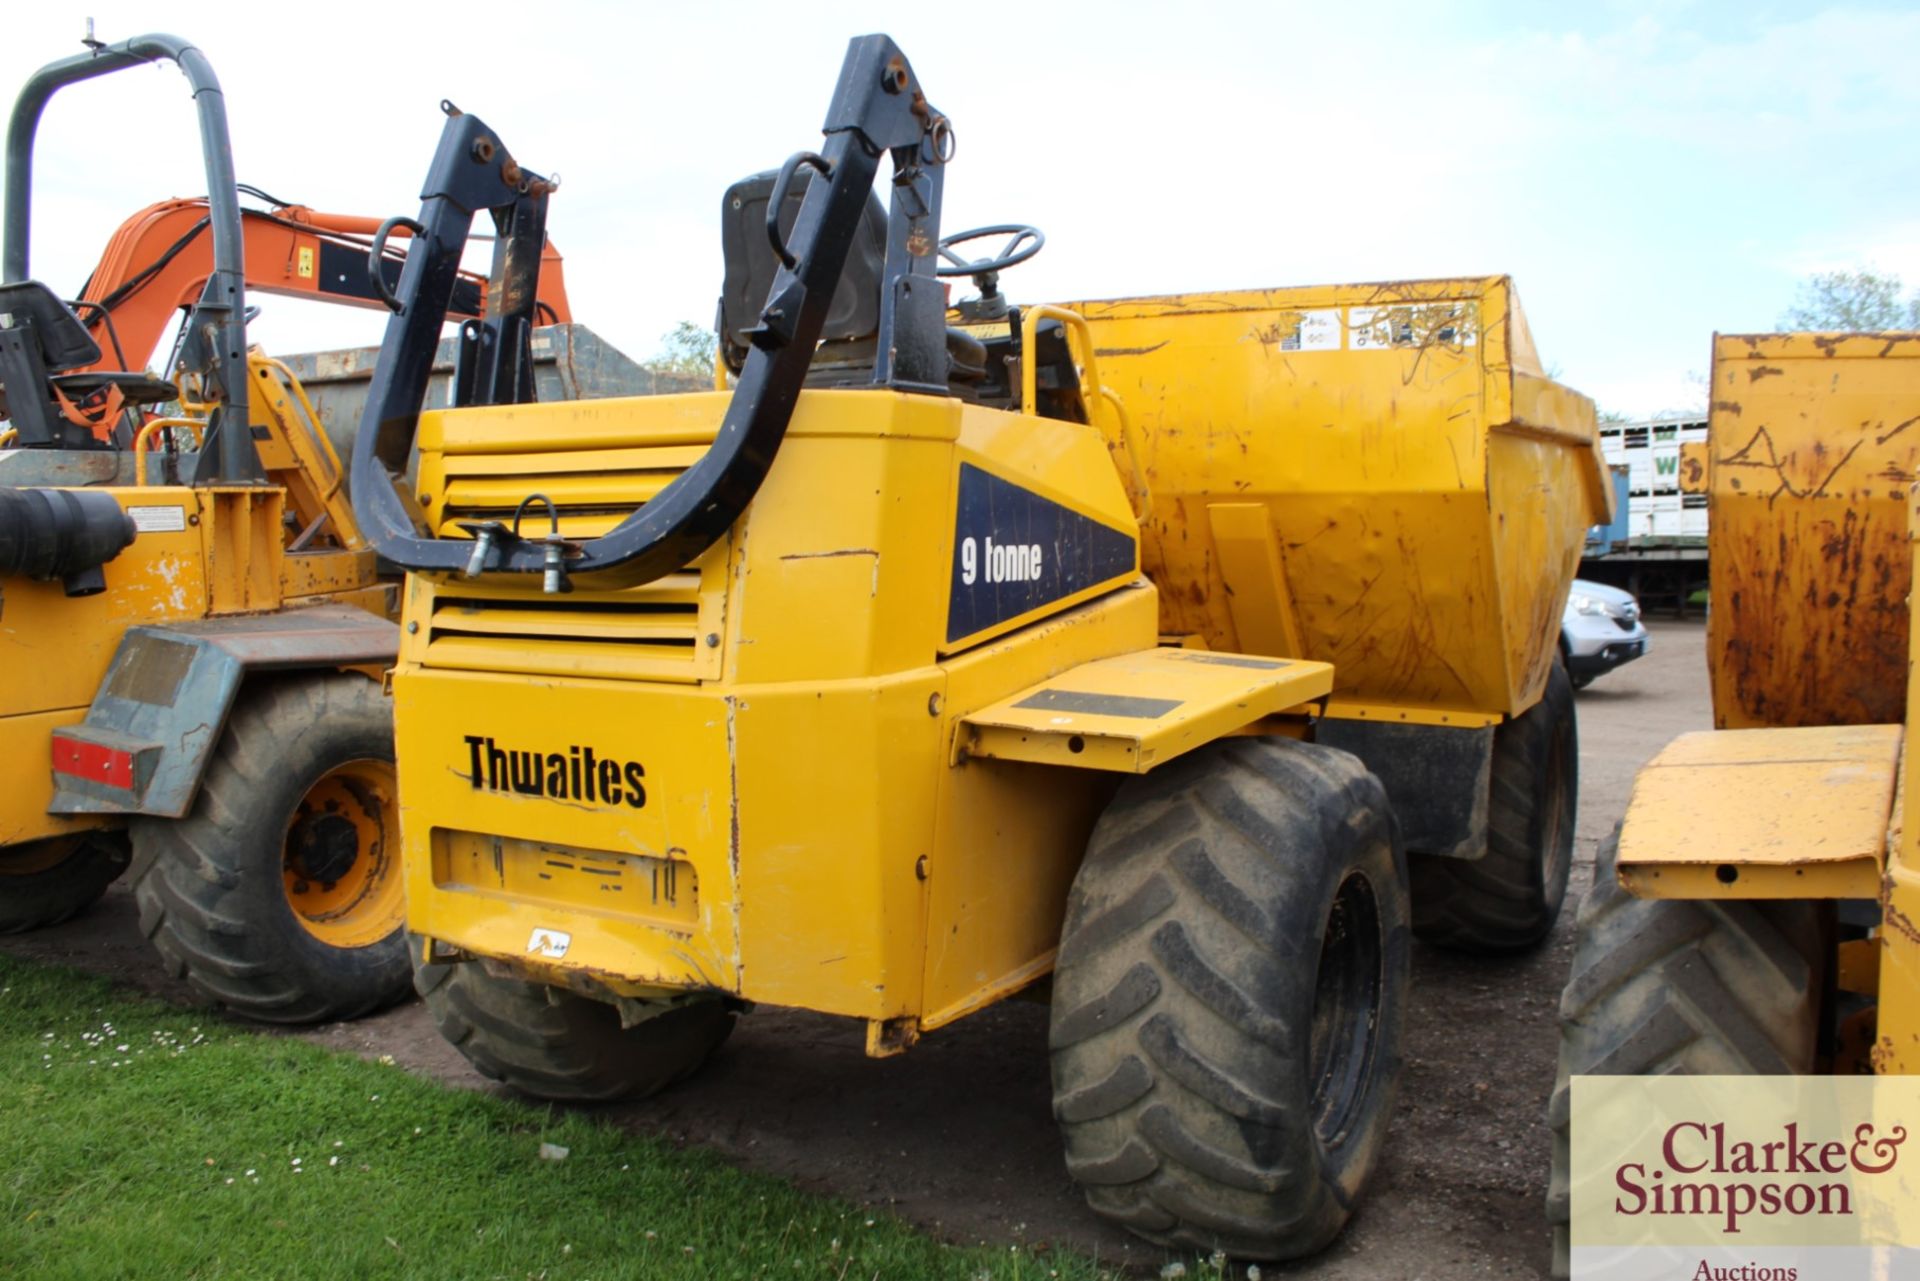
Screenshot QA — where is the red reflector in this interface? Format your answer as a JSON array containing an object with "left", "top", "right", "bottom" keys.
[{"left": 52, "top": 735, "right": 133, "bottom": 789}]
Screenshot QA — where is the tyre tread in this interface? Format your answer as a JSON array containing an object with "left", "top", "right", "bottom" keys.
[
  {"left": 1545, "top": 827, "right": 1821, "bottom": 1277},
  {"left": 416, "top": 958, "right": 733, "bottom": 1102},
  {"left": 1411, "top": 660, "right": 1578, "bottom": 952},
  {"left": 129, "top": 674, "right": 409, "bottom": 1025},
  {"left": 1051, "top": 737, "right": 1410, "bottom": 1261}
]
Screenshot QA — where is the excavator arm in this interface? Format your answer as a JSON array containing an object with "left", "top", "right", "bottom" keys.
[{"left": 70, "top": 196, "right": 572, "bottom": 376}]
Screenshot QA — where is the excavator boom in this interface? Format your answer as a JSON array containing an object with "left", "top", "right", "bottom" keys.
[{"left": 71, "top": 196, "right": 571, "bottom": 376}]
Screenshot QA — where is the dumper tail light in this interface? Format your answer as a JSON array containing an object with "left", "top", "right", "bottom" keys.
[{"left": 51, "top": 733, "right": 134, "bottom": 790}]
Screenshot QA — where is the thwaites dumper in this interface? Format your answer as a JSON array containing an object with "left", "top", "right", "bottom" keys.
[
  {"left": 1548, "top": 332, "right": 1920, "bottom": 1272},
  {"left": 353, "top": 37, "right": 1607, "bottom": 1260},
  {"left": 0, "top": 32, "right": 581, "bottom": 1023}
]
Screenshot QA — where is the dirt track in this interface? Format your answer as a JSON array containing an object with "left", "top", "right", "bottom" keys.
[{"left": 0, "top": 621, "right": 1712, "bottom": 1278}]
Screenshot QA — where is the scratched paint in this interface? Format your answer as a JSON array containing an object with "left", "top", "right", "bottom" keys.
[
  {"left": 1067, "top": 277, "right": 1605, "bottom": 717},
  {"left": 1706, "top": 333, "right": 1920, "bottom": 730}
]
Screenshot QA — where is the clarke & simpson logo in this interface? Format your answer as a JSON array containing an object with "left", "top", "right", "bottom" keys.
[
  {"left": 1570, "top": 1076, "right": 1920, "bottom": 1280},
  {"left": 1613, "top": 1120, "right": 1907, "bottom": 1234}
]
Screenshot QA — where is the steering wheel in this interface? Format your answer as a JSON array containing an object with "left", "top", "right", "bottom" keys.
[{"left": 935, "top": 224, "right": 1045, "bottom": 278}]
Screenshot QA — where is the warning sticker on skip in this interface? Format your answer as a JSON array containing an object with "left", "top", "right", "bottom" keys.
[{"left": 526, "top": 928, "right": 572, "bottom": 959}]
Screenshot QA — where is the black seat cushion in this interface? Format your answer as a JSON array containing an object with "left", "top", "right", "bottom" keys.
[
  {"left": 718, "top": 169, "right": 888, "bottom": 373},
  {"left": 0, "top": 281, "right": 100, "bottom": 371}
]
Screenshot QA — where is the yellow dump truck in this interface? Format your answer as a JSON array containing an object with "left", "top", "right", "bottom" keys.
[
  {"left": 1549, "top": 331, "right": 1920, "bottom": 1271},
  {"left": 344, "top": 38, "right": 1608, "bottom": 1262}
]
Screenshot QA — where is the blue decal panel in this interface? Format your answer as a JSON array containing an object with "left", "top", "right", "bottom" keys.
[{"left": 946, "top": 463, "right": 1136, "bottom": 644}]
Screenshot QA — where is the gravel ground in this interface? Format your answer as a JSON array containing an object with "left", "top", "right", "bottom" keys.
[{"left": 0, "top": 620, "right": 1712, "bottom": 1278}]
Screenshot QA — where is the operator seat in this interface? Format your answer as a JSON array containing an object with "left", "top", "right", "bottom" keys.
[
  {"left": 716, "top": 171, "right": 986, "bottom": 393},
  {"left": 0, "top": 281, "right": 177, "bottom": 449}
]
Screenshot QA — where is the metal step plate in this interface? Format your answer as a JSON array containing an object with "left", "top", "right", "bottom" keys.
[
  {"left": 1617, "top": 723, "right": 1901, "bottom": 900},
  {"left": 957, "top": 646, "right": 1333, "bottom": 773}
]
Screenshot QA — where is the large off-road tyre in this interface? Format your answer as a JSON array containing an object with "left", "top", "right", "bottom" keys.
[
  {"left": 0, "top": 831, "right": 130, "bottom": 933},
  {"left": 1545, "top": 828, "right": 1822, "bottom": 1276},
  {"left": 1050, "top": 737, "right": 1410, "bottom": 1261},
  {"left": 131, "top": 674, "right": 409, "bottom": 1024},
  {"left": 1409, "top": 658, "right": 1577, "bottom": 952},
  {"left": 416, "top": 956, "right": 735, "bottom": 1102}
]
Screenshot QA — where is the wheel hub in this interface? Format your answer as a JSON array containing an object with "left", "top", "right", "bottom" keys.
[
  {"left": 1308, "top": 871, "right": 1385, "bottom": 1149},
  {"left": 287, "top": 812, "right": 360, "bottom": 886},
  {"left": 280, "top": 758, "right": 403, "bottom": 949}
]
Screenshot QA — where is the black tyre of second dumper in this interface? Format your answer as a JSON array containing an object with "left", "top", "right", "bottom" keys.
[
  {"left": 1544, "top": 826, "right": 1822, "bottom": 1277},
  {"left": 131, "top": 674, "right": 411, "bottom": 1024},
  {"left": 415, "top": 954, "right": 736, "bottom": 1102},
  {"left": 1050, "top": 737, "right": 1410, "bottom": 1261},
  {"left": 1409, "top": 657, "right": 1577, "bottom": 952},
  {"left": 0, "top": 831, "right": 130, "bottom": 934}
]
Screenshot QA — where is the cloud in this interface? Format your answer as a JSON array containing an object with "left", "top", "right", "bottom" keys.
[{"left": 1776, "top": 218, "right": 1920, "bottom": 283}]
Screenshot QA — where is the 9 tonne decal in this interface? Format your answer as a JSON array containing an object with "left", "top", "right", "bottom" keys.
[{"left": 947, "top": 464, "right": 1136, "bottom": 644}]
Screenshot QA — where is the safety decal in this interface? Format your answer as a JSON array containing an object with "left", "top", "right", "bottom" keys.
[
  {"left": 946, "top": 463, "right": 1135, "bottom": 644},
  {"left": 526, "top": 927, "right": 572, "bottom": 959}
]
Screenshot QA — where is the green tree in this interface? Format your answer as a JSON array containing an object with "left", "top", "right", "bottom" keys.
[
  {"left": 650, "top": 320, "right": 717, "bottom": 378},
  {"left": 1778, "top": 269, "right": 1920, "bottom": 332}
]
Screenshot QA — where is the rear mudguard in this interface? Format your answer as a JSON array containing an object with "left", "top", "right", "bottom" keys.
[{"left": 47, "top": 605, "right": 396, "bottom": 841}]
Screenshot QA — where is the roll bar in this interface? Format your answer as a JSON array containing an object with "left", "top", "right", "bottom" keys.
[
  {"left": 349, "top": 33, "right": 952, "bottom": 590},
  {"left": 3, "top": 32, "right": 257, "bottom": 481}
]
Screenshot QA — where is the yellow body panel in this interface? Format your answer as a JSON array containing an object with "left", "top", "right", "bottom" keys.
[
  {"left": 1066, "top": 277, "right": 1606, "bottom": 720},
  {"left": 1705, "top": 333, "right": 1920, "bottom": 729},
  {"left": 396, "top": 389, "right": 1152, "bottom": 1028},
  {"left": 0, "top": 491, "right": 209, "bottom": 845},
  {"left": 1884, "top": 826, "right": 1920, "bottom": 1072},
  {"left": 1877, "top": 486, "right": 1920, "bottom": 1072},
  {"left": 1, "top": 707, "right": 106, "bottom": 844},
  {"left": 1615, "top": 724, "right": 1897, "bottom": 900}
]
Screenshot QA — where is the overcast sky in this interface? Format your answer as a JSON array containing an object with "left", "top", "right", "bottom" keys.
[{"left": 0, "top": 1, "right": 1912, "bottom": 416}]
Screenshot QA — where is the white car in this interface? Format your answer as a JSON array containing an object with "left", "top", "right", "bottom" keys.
[{"left": 1561, "top": 578, "right": 1649, "bottom": 689}]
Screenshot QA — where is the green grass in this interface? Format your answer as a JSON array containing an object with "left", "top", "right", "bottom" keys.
[{"left": 0, "top": 956, "right": 1122, "bottom": 1281}]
